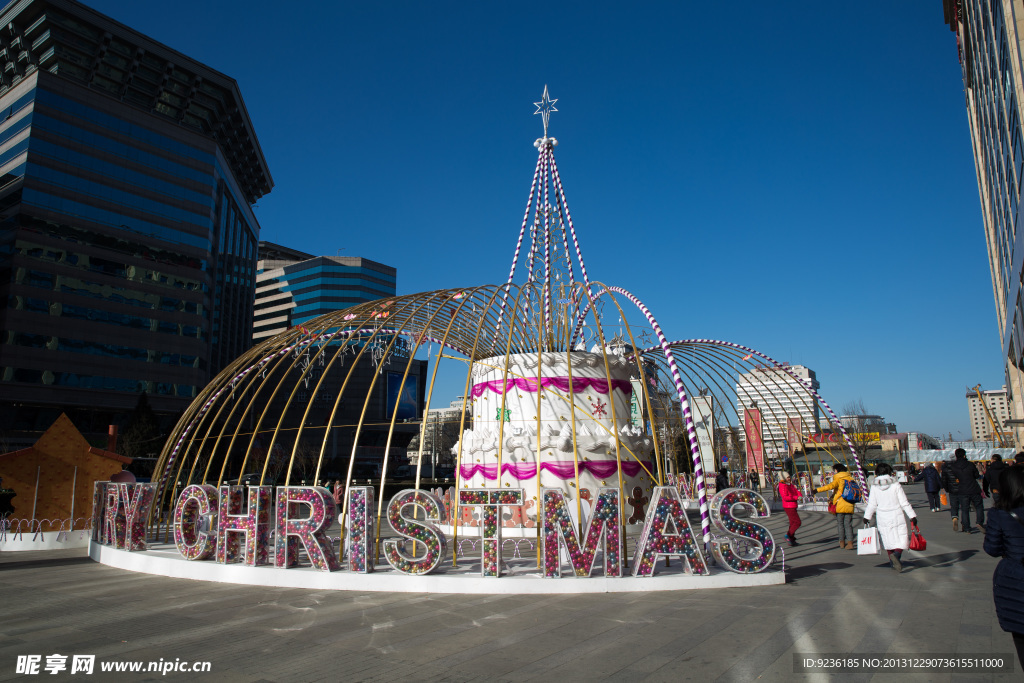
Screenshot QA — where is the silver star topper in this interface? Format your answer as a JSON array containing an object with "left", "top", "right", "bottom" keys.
[{"left": 534, "top": 85, "right": 558, "bottom": 137}]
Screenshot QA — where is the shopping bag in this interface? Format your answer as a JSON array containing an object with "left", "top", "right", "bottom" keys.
[
  {"left": 909, "top": 525, "right": 926, "bottom": 551},
  {"left": 857, "top": 527, "right": 879, "bottom": 555},
  {"left": 939, "top": 492, "right": 948, "bottom": 506}
]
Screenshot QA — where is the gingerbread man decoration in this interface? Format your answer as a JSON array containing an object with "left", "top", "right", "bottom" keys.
[
  {"left": 460, "top": 505, "right": 479, "bottom": 527},
  {"left": 521, "top": 500, "right": 536, "bottom": 528},
  {"left": 627, "top": 486, "right": 648, "bottom": 524}
]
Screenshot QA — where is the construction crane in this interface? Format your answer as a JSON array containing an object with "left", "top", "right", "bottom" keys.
[{"left": 970, "top": 384, "right": 1011, "bottom": 448}]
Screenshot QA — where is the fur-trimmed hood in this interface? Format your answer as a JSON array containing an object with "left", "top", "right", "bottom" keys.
[{"left": 872, "top": 474, "right": 897, "bottom": 491}]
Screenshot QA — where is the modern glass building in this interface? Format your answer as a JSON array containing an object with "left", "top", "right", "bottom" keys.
[
  {"left": 944, "top": 0, "right": 1024, "bottom": 447},
  {"left": 0, "top": 0, "right": 272, "bottom": 441},
  {"left": 252, "top": 242, "right": 422, "bottom": 481},
  {"left": 253, "top": 242, "right": 396, "bottom": 342}
]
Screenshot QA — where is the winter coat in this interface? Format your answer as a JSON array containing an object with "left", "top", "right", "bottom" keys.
[
  {"left": 984, "top": 461, "right": 1008, "bottom": 497},
  {"left": 863, "top": 475, "right": 916, "bottom": 551},
  {"left": 778, "top": 480, "right": 800, "bottom": 509},
  {"left": 816, "top": 471, "right": 857, "bottom": 514},
  {"left": 983, "top": 506, "right": 1024, "bottom": 634},
  {"left": 919, "top": 464, "right": 941, "bottom": 493},
  {"left": 940, "top": 464, "right": 960, "bottom": 494},
  {"left": 950, "top": 457, "right": 982, "bottom": 495},
  {"left": 715, "top": 472, "right": 729, "bottom": 492}
]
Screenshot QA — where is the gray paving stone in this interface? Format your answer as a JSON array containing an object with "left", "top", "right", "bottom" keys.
[{"left": 0, "top": 484, "right": 1018, "bottom": 681}]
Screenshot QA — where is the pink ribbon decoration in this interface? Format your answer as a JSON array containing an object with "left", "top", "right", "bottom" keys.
[
  {"left": 470, "top": 376, "right": 632, "bottom": 398},
  {"left": 460, "top": 460, "right": 654, "bottom": 481}
]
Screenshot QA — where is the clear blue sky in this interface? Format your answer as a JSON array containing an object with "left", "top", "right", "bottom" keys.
[{"left": 87, "top": 0, "right": 999, "bottom": 439}]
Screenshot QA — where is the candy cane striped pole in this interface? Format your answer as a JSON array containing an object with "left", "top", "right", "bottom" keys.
[
  {"left": 605, "top": 287, "right": 711, "bottom": 545},
  {"left": 542, "top": 147, "right": 552, "bottom": 336},
  {"left": 549, "top": 154, "right": 592, "bottom": 295},
  {"left": 495, "top": 148, "right": 544, "bottom": 335},
  {"left": 638, "top": 338, "right": 867, "bottom": 493}
]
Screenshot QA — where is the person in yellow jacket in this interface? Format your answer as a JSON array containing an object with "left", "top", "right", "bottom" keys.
[{"left": 816, "top": 463, "right": 858, "bottom": 549}]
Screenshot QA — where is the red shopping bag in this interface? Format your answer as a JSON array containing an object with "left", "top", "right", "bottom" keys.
[{"left": 909, "top": 524, "right": 926, "bottom": 551}]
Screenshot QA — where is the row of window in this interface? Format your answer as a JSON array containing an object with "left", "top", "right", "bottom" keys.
[
  {"left": 15, "top": 221, "right": 209, "bottom": 284},
  {"left": 284, "top": 264, "right": 397, "bottom": 285},
  {"left": 11, "top": 296, "right": 206, "bottom": 339},
  {"left": 22, "top": 187, "right": 211, "bottom": 250},
  {"left": 28, "top": 160, "right": 211, "bottom": 227},
  {"left": 0, "top": 366, "right": 196, "bottom": 397},
  {"left": 6, "top": 331, "right": 203, "bottom": 368},
  {"left": 16, "top": 268, "right": 202, "bottom": 314},
  {"left": 0, "top": 109, "right": 32, "bottom": 150},
  {"left": 34, "top": 87, "right": 213, "bottom": 166},
  {"left": 31, "top": 135, "right": 213, "bottom": 209}
]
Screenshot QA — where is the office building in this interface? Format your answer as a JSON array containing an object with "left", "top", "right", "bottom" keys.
[
  {"left": 0, "top": 0, "right": 272, "bottom": 441},
  {"left": 736, "top": 363, "right": 820, "bottom": 449},
  {"left": 253, "top": 242, "right": 396, "bottom": 342},
  {"left": 966, "top": 385, "right": 1012, "bottom": 442},
  {"left": 944, "top": 0, "right": 1024, "bottom": 447}
]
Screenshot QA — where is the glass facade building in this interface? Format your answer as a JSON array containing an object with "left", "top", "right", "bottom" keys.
[
  {"left": 0, "top": 0, "right": 272, "bottom": 440},
  {"left": 253, "top": 242, "right": 396, "bottom": 341},
  {"left": 945, "top": 0, "right": 1024, "bottom": 447}
]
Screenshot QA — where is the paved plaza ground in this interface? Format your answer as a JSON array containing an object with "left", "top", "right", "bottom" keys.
[{"left": 0, "top": 484, "right": 1018, "bottom": 682}]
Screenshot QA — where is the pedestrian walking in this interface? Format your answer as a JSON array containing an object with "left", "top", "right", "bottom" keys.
[
  {"left": 778, "top": 471, "right": 802, "bottom": 546},
  {"left": 985, "top": 454, "right": 1009, "bottom": 506},
  {"left": 715, "top": 467, "right": 730, "bottom": 493},
  {"left": 748, "top": 468, "right": 759, "bottom": 492},
  {"left": 816, "top": 463, "right": 858, "bottom": 549},
  {"left": 983, "top": 466, "right": 1024, "bottom": 669},
  {"left": 862, "top": 463, "right": 918, "bottom": 573},
  {"left": 951, "top": 447, "right": 985, "bottom": 532},
  {"left": 941, "top": 458, "right": 962, "bottom": 531},
  {"left": 915, "top": 462, "right": 942, "bottom": 511}
]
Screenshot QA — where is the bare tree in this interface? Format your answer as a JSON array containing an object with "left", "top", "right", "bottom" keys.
[{"left": 839, "top": 399, "right": 883, "bottom": 469}]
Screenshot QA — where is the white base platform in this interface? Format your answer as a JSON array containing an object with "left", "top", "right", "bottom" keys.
[
  {"left": 1, "top": 530, "right": 91, "bottom": 552},
  {"left": 90, "top": 541, "right": 786, "bottom": 594}
]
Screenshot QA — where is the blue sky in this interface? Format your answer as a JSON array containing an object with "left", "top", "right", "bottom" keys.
[{"left": 87, "top": 0, "right": 998, "bottom": 439}]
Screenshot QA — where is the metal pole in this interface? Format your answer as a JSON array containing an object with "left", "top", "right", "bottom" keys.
[
  {"left": 31, "top": 465, "right": 40, "bottom": 524},
  {"left": 69, "top": 466, "right": 77, "bottom": 528}
]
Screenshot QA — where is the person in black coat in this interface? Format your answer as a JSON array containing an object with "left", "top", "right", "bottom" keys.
[
  {"left": 914, "top": 463, "right": 943, "bottom": 512},
  {"left": 984, "top": 455, "right": 1009, "bottom": 505},
  {"left": 940, "top": 459, "right": 961, "bottom": 529},
  {"left": 983, "top": 466, "right": 1024, "bottom": 669},
  {"left": 950, "top": 448, "right": 985, "bottom": 532},
  {"left": 715, "top": 467, "right": 730, "bottom": 493}
]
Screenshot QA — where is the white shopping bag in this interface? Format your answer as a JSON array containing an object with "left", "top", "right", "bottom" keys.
[{"left": 857, "top": 527, "right": 879, "bottom": 555}]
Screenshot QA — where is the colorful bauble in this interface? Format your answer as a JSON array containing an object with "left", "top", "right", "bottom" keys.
[
  {"left": 173, "top": 484, "right": 218, "bottom": 561},
  {"left": 459, "top": 488, "right": 524, "bottom": 577},
  {"left": 541, "top": 487, "right": 622, "bottom": 578},
  {"left": 216, "top": 485, "right": 271, "bottom": 566},
  {"left": 383, "top": 489, "right": 447, "bottom": 575},
  {"left": 346, "top": 487, "right": 375, "bottom": 573},
  {"left": 631, "top": 486, "right": 708, "bottom": 577},
  {"left": 708, "top": 488, "right": 775, "bottom": 574},
  {"left": 275, "top": 487, "right": 340, "bottom": 572}
]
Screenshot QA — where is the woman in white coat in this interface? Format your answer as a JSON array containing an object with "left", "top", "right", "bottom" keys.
[{"left": 862, "top": 462, "right": 918, "bottom": 573}]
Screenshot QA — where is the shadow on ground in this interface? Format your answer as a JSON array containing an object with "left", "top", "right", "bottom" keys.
[
  {"left": 0, "top": 555, "right": 92, "bottom": 571},
  {"left": 911, "top": 549, "right": 979, "bottom": 568},
  {"left": 785, "top": 562, "right": 854, "bottom": 582}
]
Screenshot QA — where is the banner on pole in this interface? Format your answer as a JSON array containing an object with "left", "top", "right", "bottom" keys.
[{"left": 744, "top": 408, "right": 763, "bottom": 474}]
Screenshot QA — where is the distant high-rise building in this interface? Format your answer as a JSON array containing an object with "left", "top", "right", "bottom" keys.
[
  {"left": 0, "top": 0, "right": 272, "bottom": 441},
  {"left": 966, "top": 385, "right": 1011, "bottom": 442},
  {"left": 944, "top": 0, "right": 1024, "bottom": 447},
  {"left": 736, "top": 364, "right": 820, "bottom": 448},
  {"left": 253, "top": 241, "right": 396, "bottom": 341}
]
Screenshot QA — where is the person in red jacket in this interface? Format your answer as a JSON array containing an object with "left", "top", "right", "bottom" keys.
[{"left": 778, "top": 471, "right": 802, "bottom": 546}]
